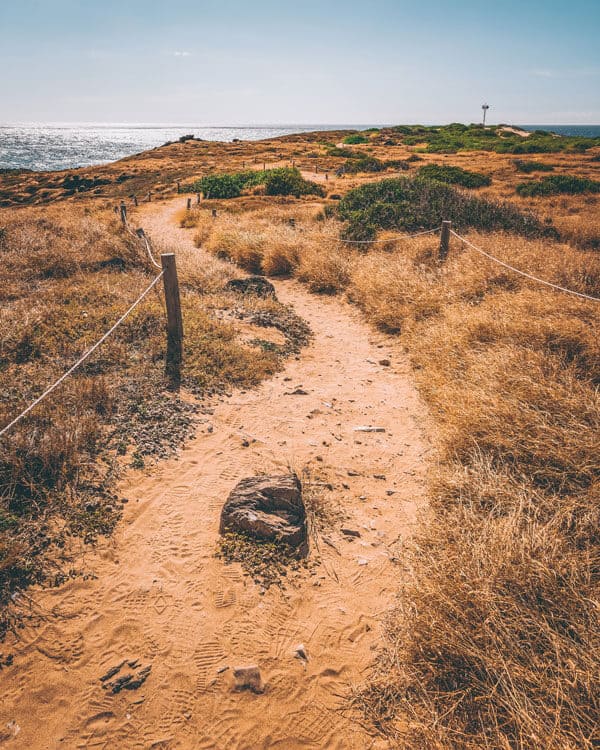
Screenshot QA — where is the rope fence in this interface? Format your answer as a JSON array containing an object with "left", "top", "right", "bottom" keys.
[
  {"left": 0, "top": 271, "right": 164, "bottom": 439},
  {"left": 0, "top": 207, "right": 185, "bottom": 439},
  {"left": 449, "top": 228, "right": 600, "bottom": 303}
]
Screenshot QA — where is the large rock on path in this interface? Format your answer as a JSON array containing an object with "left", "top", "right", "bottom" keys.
[{"left": 219, "top": 474, "right": 307, "bottom": 553}]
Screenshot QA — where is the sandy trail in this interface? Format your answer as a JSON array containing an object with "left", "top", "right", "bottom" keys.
[{"left": 0, "top": 200, "right": 431, "bottom": 749}]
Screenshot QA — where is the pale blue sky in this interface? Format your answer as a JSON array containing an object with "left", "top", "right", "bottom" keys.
[{"left": 0, "top": 0, "right": 598, "bottom": 124}]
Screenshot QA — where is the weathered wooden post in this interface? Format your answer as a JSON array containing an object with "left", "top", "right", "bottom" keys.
[
  {"left": 161, "top": 253, "right": 183, "bottom": 387},
  {"left": 289, "top": 218, "right": 296, "bottom": 229},
  {"left": 147, "top": 191, "right": 152, "bottom": 202},
  {"left": 132, "top": 194, "right": 138, "bottom": 206},
  {"left": 186, "top": 197, "right": 192, "bottom": 210},
  {"left": 120, "top": 201, "right": 127, "bottom": 224},
  {"left": 325, "top": 172, "right": 328, "bottom": 181},
  {"left": 263, "top": 162, "right": 266, "bottom": 171},
  {"left": 176, "top": 180, "right": 181, "bottom": 194},
  {"left": 439, "top": 220, "right": 451, "bottom": 262},
  {"left": 292, "top": 159, "right": 295, "bottom": 168},
  {"left": 196, "top": 192, "right": 201, "bottom": 204},
  {"left": 212, "top": 208, "right": 218, "bottom": 218}
]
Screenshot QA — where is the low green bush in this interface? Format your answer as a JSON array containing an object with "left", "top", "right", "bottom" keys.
[
  {"left": 338, "top": 177, "right": 554, "bottom": 240},
  {"left": 513, "top": 159, "right": 555, "bottom": 173},
  {"left": 418, "top": 164, "right": 491, "bottom": 188},
  {"left": 343, "top": 134, "right": 369, "bottom": 145},
  {"left": 264, "top": 168, "right": 325, "bottom": 197},
  {"left": 516, "top": 174, "right": 600, "bottom": 197},
  {"left": 184, "top": 168, "right": 323, "bottom": 199},
  {"left": 343, "top": 157, "right": 410, "bottom": 174}
]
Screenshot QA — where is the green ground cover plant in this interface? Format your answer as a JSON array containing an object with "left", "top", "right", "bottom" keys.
[
  {"left": 417, "top": 164, "right": 491, "bottom": 188},
  {"left": 516, "top": 174, "right": 600, "bottom": 197},
  {"left": 338, "top": 177, "right": 552, "bottom": 240}
]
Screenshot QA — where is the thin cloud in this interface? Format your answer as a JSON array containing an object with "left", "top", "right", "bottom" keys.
[{"left": 172, "top": 51, "right": 192, "bottom": 58}]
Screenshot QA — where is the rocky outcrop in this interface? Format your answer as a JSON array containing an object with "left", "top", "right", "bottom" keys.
[{"left": 219, "top": 474, "right": 307, "bottom": 553}]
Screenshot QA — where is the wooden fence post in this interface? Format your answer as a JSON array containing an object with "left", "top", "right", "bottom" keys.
[
  {"left": 196, "top": 192, "right": 201, "bottom": 204},
  {"left": 176, "top": 180, "right": 181, "bottom": 194},
  {"left": 147, "top": 191, "right": 152, "bottom": 202},
  {"left": 132, "top": 195, "right": 138, "bottom": 206},
  {"left": 439, "top": 220, "right": 451, "bottom": 262},
  {"left": 186, "top": 197, "right": 192, "bottom": 210},
  {"left": 212, "top": 208, "right": 217, "bottom": 218},
  {"left": 161, "top": 253, "right": 183, "bottom": 387},
  {"left": 120, "top": 201, "right": 127, "bottom": 224}
]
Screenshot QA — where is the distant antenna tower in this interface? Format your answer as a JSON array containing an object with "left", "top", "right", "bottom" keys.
[{"left": 482, "top": 103, "right": 490, "bottom": 126}]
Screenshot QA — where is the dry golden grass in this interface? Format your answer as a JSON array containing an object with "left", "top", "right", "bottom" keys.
[
  {"left": 184, "top": 196, "right": 600, "bottom": 749},
  {"left": 0, "top": 202, "right": 309, "bottom": 634}
]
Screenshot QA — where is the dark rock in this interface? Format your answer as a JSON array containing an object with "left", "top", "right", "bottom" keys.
[
  {"left": 341, "top": 528, "right": 361, "bottom": 538},
  {"left": 225, "top": 276, "right": 276, "bottom": 298},
  {"left": 233, "top": 664, "right": 264, "bottom": 693},
  {"left": 220, "top": 474, "right": 307, "bottom": 553}
]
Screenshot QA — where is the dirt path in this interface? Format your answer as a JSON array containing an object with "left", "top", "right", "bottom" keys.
[{"left": 0, "top": 200, "right": 431, "bottom": 749}]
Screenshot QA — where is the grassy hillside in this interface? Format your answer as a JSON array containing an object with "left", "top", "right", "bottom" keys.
[{"left": 2, "top": 126, "right": 599, "bottom": 746}]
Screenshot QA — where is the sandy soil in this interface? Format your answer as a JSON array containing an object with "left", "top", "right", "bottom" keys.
[{"left": 0, "top": 200, "right": 431, "bottom": 749}]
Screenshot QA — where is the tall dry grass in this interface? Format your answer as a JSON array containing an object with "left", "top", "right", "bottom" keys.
[{"left": 187, "top": 200, "right": 600, "bottom": 748}]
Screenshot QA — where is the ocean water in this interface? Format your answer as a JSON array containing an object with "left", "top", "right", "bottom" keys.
[{"left": 1, "top": 123, "right": 599, "bottom": 172}]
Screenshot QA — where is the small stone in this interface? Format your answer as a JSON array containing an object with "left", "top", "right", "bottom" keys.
[
  {"left": 233, "top": 664, "right": 264, "bottom": 693},
  {"left": 379, "top": 359, "right": 391, "bottom": 367},
  {"left": 386, "top": 490, "right": 395, "bottom": 496},
  {"left": 241, "top": 439, "right": 250, "bottom": 447},
  {"left": 341, "top": 528, "right": 361, "bottom": 538},
  {"left": 293, "top": 644, "right": 308, "bottom": 661},
  {"left": 357, "top": 558, "right": 369, "bottom": 566}
]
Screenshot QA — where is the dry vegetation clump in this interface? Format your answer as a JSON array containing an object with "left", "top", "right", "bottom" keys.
[
  {"left": 0, "top": 203, "right": 309, "bottom": 635},
  {"left": 183, "top": 198, "right": 600, "bottom": 748}
]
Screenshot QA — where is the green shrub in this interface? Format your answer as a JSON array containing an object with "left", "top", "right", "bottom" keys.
[
  {"left": 343, "top": 156, "right": 386, "bottom": 173},
  {"left": 513, "top": 159, "right": 555, "bottom": 173},
  {"left": 343, "top": 134, "right": 369, "bottom": 145},
  {"left": 338, "top": 177, "right": 553, "bottom": 239},
  {"left": 516, "top": 174, "right": 600, "bottom": 197},
  {"left": 342, "top": 157, "right": 411, "bottom": 174},
  {"left": 324, "top": 145, "right": 356, "bottom": 158},
  {"left": 418, "top": 164, "right": 491, "bottom": 188},
  {"left": 264, "top": 168, "right": 325, "bottom": 197},
  {"left": 184, "top": 168, "right": 323, "bottom": 199}
]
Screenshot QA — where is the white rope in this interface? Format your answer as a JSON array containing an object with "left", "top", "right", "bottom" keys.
[
  {"left": 0, "top": 272, "right": 165, "bottom": 439},
  {"left": 341, "top": 226, "right": 441, "bottom": 245},
  {"left": 450, "top": 230, "right": 600, "bottom": 303},
  {"left": 138, "top": 230, "right": 162, "bottom": 270},
  {"left": 121, "top": 213, "right": 161, "bottom": 270}
]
